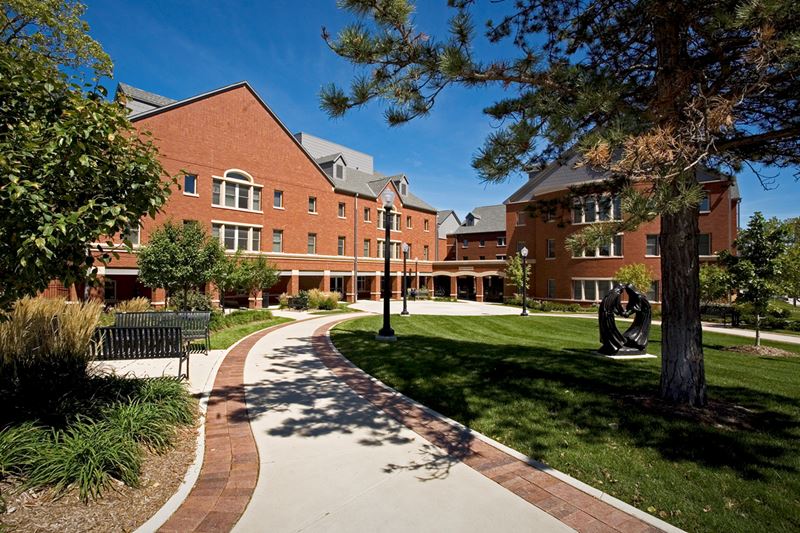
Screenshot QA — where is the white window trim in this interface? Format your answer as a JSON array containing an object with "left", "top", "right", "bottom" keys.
[
  {"left": 424, "top": 220, "right": 430, "bottom": 232},
  {"left": 572, "top": 194, "right": 622, "bottom": 225},
  {"left": 572, "top": 233, "right": 624, "bottom": 259},
  {"left": 183, "top": 174, "right": 199, "bottom": 197},
  {"left": 337, "top": 236, "right": 347, "bottom": 256},
  {"left": 272, "top": 230, "right": 283, "bottom": 253},
  {"left": 211, "top": 171, "right": 263, "bottom": 213},
  {"left": 572, "top": 278, "right": 616, "bottom": 302},
  {"left": 212, "top": 220, "right": 263, "bottom": 252},
  {"left": 307, "top": 233, "right": 317, "bottom": 254},
  {"left": 308, "top": 197, "right": 318, "bottom": 214},
  {"left": 273, "top": 190, "right": 285, "bottom": 210},
  {"left": 338, "top": 202, "right": 347, "bottom": 219},
  {"left": 478, "top": 240, "right": 485, "bottom": 248}
]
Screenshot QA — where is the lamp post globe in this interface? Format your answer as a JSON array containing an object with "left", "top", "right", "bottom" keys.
[
  {"left": 377, "top": 189, "right": 397, "bottom": 341},
  {"left": 520, "top": 246, "right": 529, "bottom": 317},
  {"left": 401, "top": 243, "right": 410, "bottom": 316}
]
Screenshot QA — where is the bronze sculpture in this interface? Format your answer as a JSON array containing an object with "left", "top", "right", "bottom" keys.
[{"left": 598, "top": 284, "right": 652, "bottom": 355}]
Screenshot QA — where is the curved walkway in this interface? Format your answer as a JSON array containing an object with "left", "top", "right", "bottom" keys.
[
  {"left": 158, "top": 320, "right": 301, "bottom": 533},
  {"left": 233, "top": 314, "right": 674, "bottom": 532}
]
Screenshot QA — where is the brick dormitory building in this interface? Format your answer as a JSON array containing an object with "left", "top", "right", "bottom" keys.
[{"left": 49, "top": 81, "right": 740, "bottom": 307}]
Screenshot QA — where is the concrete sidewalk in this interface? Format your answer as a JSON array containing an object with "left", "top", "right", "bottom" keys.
[{"left": 235, "top": 314, "right": 573, "bottom": 532}]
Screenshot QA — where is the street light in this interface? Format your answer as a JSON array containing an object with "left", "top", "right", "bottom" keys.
[
  {"left": 376, "top": 189, "right": 397, "bottom": 341},
  {"left": 520, "top": 246, "right": 529, "bottom": 317},
  {"left": 401, "top": 242, "right": 410, "bottom": 316}
]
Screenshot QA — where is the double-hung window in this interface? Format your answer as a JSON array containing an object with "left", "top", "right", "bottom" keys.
[
  {"left": 272, "top": 230, "right": 283, "bottom": 253},
  {"left": 308, "top": 196, "right": 317, "bottom": 213},
  {"left": 338, "top": 202, "right": 346, "bottom": 218},
  {"left": 573, "top": 234, "right": 624, "bottom": 258},
  {"left": 307, "top": 233, "right": 317, "bottom": 254},
  {"left": 646, "top": 235, "right": 660, "bottom": 256},
  {"left": 546, "top": 238, "right": 556, "bottom": 259},
  {"left": 184, "top": 174, "right": 198, "bottom": 196},
  {"left": 212, "top": 222, "right": 262, "bottom": 252},
  {"left": 338, "top": 236, "right": 346, "bottom": 256}
]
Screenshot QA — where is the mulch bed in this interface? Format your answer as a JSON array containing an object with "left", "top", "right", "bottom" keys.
[
  {"left": 724, "top": 344, "right": 796, "bottom": 358},
  {"left": 1, "top": 425, "right": 198, "bottom": 533}
]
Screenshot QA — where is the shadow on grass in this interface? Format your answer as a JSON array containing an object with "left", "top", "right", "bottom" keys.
[
  {"left": 205, "top": 336, "right": 472, "bottom": 482},
  {"left": 330, "top": 328, "right": 800, "bottom": 483}
]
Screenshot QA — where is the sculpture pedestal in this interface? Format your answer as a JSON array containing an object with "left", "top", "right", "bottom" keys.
[{"left": 597, "top": 351, "right": 657, "bottom": 360}]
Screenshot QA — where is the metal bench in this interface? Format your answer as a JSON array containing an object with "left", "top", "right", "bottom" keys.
[
  {"left": 115, "top": 311, "right": 211, "bottom": 354},
  {"left": 90, "top": 326, "right": 190, "bottom": 378},
  {"left": 700, "top": 304, "right": 740, "bottom": 327}
]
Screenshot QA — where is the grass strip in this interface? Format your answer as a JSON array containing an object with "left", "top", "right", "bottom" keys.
[{"left": 209, "top": 317, "right": 293, "bottom": 349}]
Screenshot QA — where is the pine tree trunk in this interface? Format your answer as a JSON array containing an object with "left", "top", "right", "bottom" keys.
[{"left": 659, "top": 205, "right": 706, "bottom": 406}]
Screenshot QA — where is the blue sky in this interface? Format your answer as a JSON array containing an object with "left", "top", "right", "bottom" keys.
[{"left": 83, "top": 0, "right": 798, "bottom": 222}]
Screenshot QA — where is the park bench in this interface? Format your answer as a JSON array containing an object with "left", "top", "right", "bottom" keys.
[
  {"left": 115, "top": 311, "right": 211, "bottom": 354},
  {"left": 700, "top": 304, "right": 740, "bottom": 327},
  {"left": 90, "top": 326, "right": 190, "bottom": 378}
]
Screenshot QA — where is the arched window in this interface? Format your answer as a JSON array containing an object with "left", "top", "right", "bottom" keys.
[{"left": 212, "top": 169, "right": 262, "bottom": 211}]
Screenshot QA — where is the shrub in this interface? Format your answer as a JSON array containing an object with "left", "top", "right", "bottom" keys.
[
  {"left": 292, "top": 291, "right": 310, "bottom": 310},
  {"left": 417, "top": 287, "right": 430, "bottom": 299},
  {"left": 279, "top": 293, "right": 289, "bottom": 309},
  {"left": 0, "top": 376, "right": 196, "bottom": 501},
  {"left": 113, "top": 297, "right": 151, "bottom": 313},
  {"left": 209, "top": 309, "right": 273, "bottom": 332},
  {"left": 168, "top": 289, "right": 213, "bottom": 311},
  {"left": 0, "top": 298, "right": 102, "bottom": 411}
]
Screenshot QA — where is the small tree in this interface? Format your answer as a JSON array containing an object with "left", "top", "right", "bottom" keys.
[
  {"left": 239, "top": 256, "right": 280, "bottom": 305},
  {"left": 137, "top": 222, "right": 224, "bottom": 309},
  {"left": 211, "top": 254, "right": 279, "bottom": 311},
  {"left": 504, "top": 254, "right": 531, "bottom": 296},
  {"left": 614, "top": 264, "right": 654, "bottom": 296},
  {"left": 779, "top": 217, "right": 800, "bottom": 307},
  {"left": 721, "top": 212, "right": 789, "bottom": 345},
  {"left": 699, "top": 265, "right": 732, "bottom": 305}
]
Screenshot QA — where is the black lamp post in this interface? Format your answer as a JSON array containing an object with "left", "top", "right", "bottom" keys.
[
  {"left": 520, "top": 246, "right": 529, "bottom": 317},
  {"left": 376, "top": 189, "right": 397, "bottom": 341},
  {"left": 401, "top": 242, "right": 410, "bottom": 316}
]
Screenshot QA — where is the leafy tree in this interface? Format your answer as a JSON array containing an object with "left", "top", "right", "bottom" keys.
[
  {"left": 321, "top": 0, "right": 800, "bottom": 406},
  {"left": 137, "top": 222, "right": 224, "bottom": 309},
  {"left": 239, "top": 256, "right": 280, "bottom": 303},
  {"left": 211, "top": 253, "right": 280, "bottom": 311},
  {"left": 778, "top": 217, "right": 800, "bottom": 306},
  {"left": 699, "top": 265, "right": 732, "bottom": 305},
  {"left": 0, "top": 0, "right": 172, "bottom": 309},
  {"left": 504, "top": 254, "right": 531, "bottom": 295},
  {"left": 614, "top": 264, "right": 654, "bottom": 296},
  {"left": 721, "top": 212, "right": 789, "bottom": 345}
]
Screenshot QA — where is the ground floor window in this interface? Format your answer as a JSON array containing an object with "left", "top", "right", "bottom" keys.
[
  {"left": 647, "top": 281, "right": 660, "bottom": 302},
  {"left": 547, "top": 279, "right": 556, "bottom": 299},
  {"left": 104, "top": 278, "right": 117, "bottom": 303},
  {"left": 331, "top": 276, "right": 344, "bottom": 296},
  {"left": 573, "top": 279, "right": 614, "bottom": 301},
  {"left": 357, "top": 276, "right": 369, "bottom": 292}
]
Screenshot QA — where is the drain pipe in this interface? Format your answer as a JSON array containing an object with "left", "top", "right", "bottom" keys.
[{"left": 353, "top": 193, "right": 359, "bottom": 303}]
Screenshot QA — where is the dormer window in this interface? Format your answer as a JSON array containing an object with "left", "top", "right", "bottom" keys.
[
  {"left": 400, "top": 182, "right": 407, "bottom": 195},
  {"left": 334, "top": 164, "right": 344, "bottom": 179},
  {"left": 465, "top": 215, "right": 476, "bottom": 227}
]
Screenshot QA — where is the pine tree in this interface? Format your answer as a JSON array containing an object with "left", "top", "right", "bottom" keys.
[{"left": 321, "top": 0, "right": 800, "bottom": 406}]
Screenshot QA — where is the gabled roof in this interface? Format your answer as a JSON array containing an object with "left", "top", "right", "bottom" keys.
[
  {"left": 506, "top": 151, "right": 740, "bottom": 203},
  {"left": 118, "top": 81, "right": 439, "bottom": 213},
  {"left": 315, "top": 153, "right": 347, "bottom": 166},
  {"left": 119, "top": 81, "right": 338, "bottom": 189},
  {"left": 437, "top": 209, "right": 460, "bottom": 225},
  {"left": 116, "top": 82, "right": 176, "bottom": 107},
  {"left": 452, "top": 204, "right": 506, "bottom": 235}
]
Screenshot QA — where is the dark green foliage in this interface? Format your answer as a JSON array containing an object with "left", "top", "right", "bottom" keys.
[
  {"left": 137, "top": 221, "right": 225, "bottom": 309},
  {"left": 721, "top": 212, "right": 789, "bottom": 344},
  {"left": 332, "top": 315, "right": 800, "bottom": 533},
  {"left": 208, "top": 309, "right": 274, "bottom": 332},
  {"left": 168, "top": 289, "right": 213, "bottom": 311},
  {"left": 0, "top": 375, "right": 196, "bottom": 501},
  {"left": 0, "top": 2, "right": 172, "bottom": 309}
]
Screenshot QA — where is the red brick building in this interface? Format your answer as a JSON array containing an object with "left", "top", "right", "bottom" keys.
[
  {"left": 436, "top": 151, "right": 740, "bottom": 304},
  {"left": 89, "top": 82, "right": 439, "bottom": 307}
]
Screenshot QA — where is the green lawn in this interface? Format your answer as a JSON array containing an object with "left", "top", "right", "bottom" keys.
[
  {"left": 331, "top": 315, "right": 800, "bottom": 533},
  {"left": 209, "top": 317, "right": 293, "bottom": 349}
]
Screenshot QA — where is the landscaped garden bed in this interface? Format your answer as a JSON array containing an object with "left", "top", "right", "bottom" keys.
[
  {"left": 0, "top": 298, "right": 199, "bottom": 531},
  {"left": 331, "top": 315, "right": 800, "bottom": 533}
]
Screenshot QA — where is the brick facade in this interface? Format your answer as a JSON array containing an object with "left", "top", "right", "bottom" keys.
[{"left": 85, "top": 83, "right": 438, "bottom": 307}]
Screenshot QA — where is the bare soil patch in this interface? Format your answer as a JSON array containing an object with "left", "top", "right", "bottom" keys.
[
  {"left": 724, "top": 344, "right": 796, "bottom": 358},
  {"left": 1, "top": 425, "right": 198, "bottom": 533},
  {"left": 621, "top": 394, "right": 758, "bottom": 431}
]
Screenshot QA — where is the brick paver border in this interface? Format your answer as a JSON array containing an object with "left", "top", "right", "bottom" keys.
[
  {"left": 158, "top": 319, "right": 302, "bottom": 533},
  {"left": 313, "top": 320, "right": 673, "bottom": 533}
]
